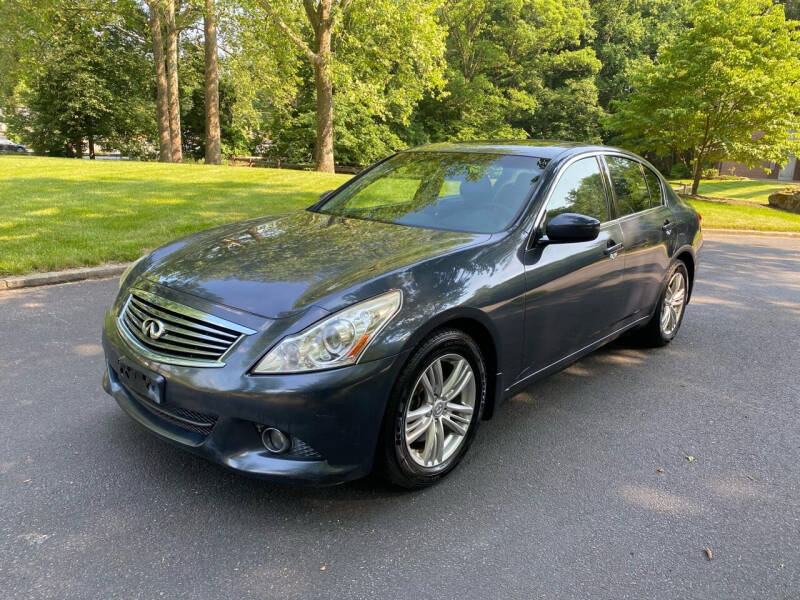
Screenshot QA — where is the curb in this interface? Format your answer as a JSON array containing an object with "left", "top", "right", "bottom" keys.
[
  {"left": 703, "top": 228, "right": 800, "bottom": 238},
  {"left": 0, "top": 263, "right": 131, "bottom": 291}
]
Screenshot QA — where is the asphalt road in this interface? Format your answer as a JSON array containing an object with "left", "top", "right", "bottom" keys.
[{"left": 1, "top": 234, "right": 799, "bottom": 600}]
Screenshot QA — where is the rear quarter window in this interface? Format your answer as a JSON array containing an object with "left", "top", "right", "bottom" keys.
[
  {"left": 643, "top": 167, "right": 664, "bottom": 208},
  {"left": 606, "top": 156, "right": 650, "bottom": 216}
]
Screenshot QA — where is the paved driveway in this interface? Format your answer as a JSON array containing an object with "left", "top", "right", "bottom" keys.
[{"left": 1, "top": 234, "right": 798, "bottom": 599}]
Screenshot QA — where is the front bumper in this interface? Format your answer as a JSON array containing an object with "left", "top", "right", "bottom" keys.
[{"left": 101, "top": 306, "right": 407, "bottom": 485}]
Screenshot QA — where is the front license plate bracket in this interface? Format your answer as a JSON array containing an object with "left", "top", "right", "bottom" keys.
[{"left": 116, "top": 359, "right": 165, "bottom": 405}]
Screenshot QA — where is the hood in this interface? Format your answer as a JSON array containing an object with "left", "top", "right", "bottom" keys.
[{"left": 141, "top": 211, "right": 483, "bottom": 318}]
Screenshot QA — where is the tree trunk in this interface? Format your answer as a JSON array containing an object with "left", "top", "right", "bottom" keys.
[
  {"left": 165, "top": 0, "right": 183, "bottom": 162},
  {"left": 203, "top": 0, "right": 221, "bottom": 165},
  {"left": 313, "top": 62, "right": 334, "bottom": 173},
  {"left": 69, "top": 139, "right": 82, "bottom": 158},
  {"left": 312, "top": 1, "right": 334, "bottom": 173},
  {"left": 691, "top": 157, "right": 703, "bottom": 195},
  {"left": 148, "top": 0, "right": 172, "bottom": 162},
  {"left": 88, "top": 129, "right": 95, "bottom": 160}
]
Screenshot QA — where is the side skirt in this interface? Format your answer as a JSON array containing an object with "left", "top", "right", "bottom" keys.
[{"left": 501, "top": 314, "right": 651, "bottom": 399}]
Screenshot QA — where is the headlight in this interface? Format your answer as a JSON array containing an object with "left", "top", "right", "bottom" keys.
[
  {"left": 252, "top": 290, "right": 402, "bottom": 374},
  {"left": 118, "top": 255, "right": 145, "bottom": 290}
]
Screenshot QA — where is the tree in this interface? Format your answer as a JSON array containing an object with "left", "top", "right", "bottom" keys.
[
  {"left": 590, "top": 0, "right": 690, "bottom": 112},
  {"left": 164, "top": 0, "right": 183, "bottom": 161},
  {"left": 3, "top": 0, "right": 154, "bottom": 157},
  {"left": 204, "top": 0, "right": 222, "bottom": 164},
  {"left": 179, "top": 39, "right": 249, "bottom": 159},
  {"left": 782, "top": 0, "right": 800, "bottom": 20},
  {"left": 252, "top": 0, "right": 445, "bottom": 171},
  {"left": 147, "top": 0, "right": 172, "bottom": 161},
  {"left": 606, "top": 0, "right": 800, "bottom": 194},
  {"left": 411, "top": 0, "right": 605, "bottom": 145},
  {"left": 258, "top": 0, "right": 336, "bottom": 171}
]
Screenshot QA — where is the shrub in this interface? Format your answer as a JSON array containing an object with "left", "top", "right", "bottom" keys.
[{"left": 670, "top": 163, "right": 691, "bottom": 178}]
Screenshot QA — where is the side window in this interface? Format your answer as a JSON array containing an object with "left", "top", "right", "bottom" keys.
[
  {"left": 643, "top": 166, "right": 663, "bottom": 207},
  {"left": 605, "top": 156, "right": 650, "bottom": 216},
  {"left": 544, "top": 157, "right": 609, "bottom": 224}
]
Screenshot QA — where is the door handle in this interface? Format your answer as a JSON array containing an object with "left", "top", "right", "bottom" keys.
[
  {"left": 604, "top": 241, "right": 624, "bottom": 258},
  {"left": 662, "top": 220, "right": 675, "bottom": 235}
]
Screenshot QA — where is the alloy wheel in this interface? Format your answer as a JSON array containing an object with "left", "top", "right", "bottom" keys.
[
  {"left": 403, "top": 353, "right": 476, "bottom": 468},
  {"left": 660, "top": 271, "right": 687, "bottom": 336}
]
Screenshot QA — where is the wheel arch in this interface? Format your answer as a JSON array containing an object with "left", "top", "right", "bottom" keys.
[
  {"left": 673, "top": 246, "right": 696, "bottom": 302},
  {"left": 400, "top": 307, "right": 502, "bottom": 420}
]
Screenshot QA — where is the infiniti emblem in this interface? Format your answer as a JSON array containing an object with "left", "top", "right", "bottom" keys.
[{"left": 141, "top": 318, "right": 166, "bottom": 340}]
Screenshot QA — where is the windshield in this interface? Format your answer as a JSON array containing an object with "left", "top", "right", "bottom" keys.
[{"left": 317, "top": 151, "right": 546, "bottom": 233}]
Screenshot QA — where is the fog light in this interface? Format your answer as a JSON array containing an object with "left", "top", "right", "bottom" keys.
[{"left": 261, "top": 427, "right": 291, "bottom": 454}]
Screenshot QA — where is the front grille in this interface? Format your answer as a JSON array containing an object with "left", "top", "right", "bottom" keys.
[{"left": 118, "top": 290, "right": 255, "bottom": 367}]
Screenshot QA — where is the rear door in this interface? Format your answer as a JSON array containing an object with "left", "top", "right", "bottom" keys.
[
  {"left": 520, "top": 155, "right": 628, "bottom": 379},
  {"left": 602, "top": 155, "right": 673, "bottom": 321}
]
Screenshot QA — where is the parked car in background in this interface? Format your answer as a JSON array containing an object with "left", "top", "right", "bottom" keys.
[
  {"left": 102, "top": 141, "right": 702, "bottom": 488},
  {"left": 0, "top": 139, "right": 26, "bottom": 153}
]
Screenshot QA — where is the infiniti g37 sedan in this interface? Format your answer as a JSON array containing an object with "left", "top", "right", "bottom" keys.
[{"left": 102, "top": 141, "right": 702, "bottom": 488}]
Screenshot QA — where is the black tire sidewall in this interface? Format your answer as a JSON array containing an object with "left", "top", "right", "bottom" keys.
[{"left": 380, "top": 329, "right": 486, "bottom": 487}]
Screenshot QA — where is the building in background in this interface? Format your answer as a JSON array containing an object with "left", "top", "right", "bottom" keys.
[
  {"left": 717, "top": 156, "right": 800, "bottom": 181},
  {"left": 717, "top": 131, "right": 800, "bottom": 182}
]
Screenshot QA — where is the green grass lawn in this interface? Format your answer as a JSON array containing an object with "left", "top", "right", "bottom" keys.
[
  {"left": 686, "top": 199, "right": 800, "bottom": 232},
  {"left": 669, "top": 178, "right": 793, "bottom": 204},
  {"left": 0, "top": 156, "right": 349, "bottom": 276},
  {"left": 1, "top": 156, "right": 799, "bottom": 277}
]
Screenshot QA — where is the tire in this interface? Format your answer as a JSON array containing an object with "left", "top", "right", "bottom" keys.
[
  {"left": 377, "top": 328, "right": 487, "bottom": 489},
  {"left": 635, "top": 261, "right": 689, "bottom": 347}
]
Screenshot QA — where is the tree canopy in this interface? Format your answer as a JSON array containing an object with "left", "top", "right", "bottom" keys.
[
  {"left": 1, "top": 0, "right": 799, "bottom": 173},
  {"left": 606, "top": 0, "right": 800, "bottom": 193}
]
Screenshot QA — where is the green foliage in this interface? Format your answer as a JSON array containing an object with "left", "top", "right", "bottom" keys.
[
  {"left": 413, "top": 0, "right": 605, "bottom": 144},
  {"left": 2, "top": 0, "right": 154, "bottom": 156},
  {"left": 669, "top": 163, "right": 691, "bottom": 179},
  {"left": 179, "top": 41, "right": 250, "bottom": 159},
  {"left": 590, "top": 0, "right": 690, "bottom": 111},
  {"left": 606, "top": 0, "right": 800, "bottom": 187},
  {"left": 229, "top": 0, "right": 446, "bottom": 165},
  {"left": 2, "top": 0, "right": 800, "bottom": 170}
]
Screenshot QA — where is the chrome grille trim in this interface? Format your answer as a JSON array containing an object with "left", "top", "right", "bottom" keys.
[{"left": 117, "top": 289, "right": 256, "bottom": 367}]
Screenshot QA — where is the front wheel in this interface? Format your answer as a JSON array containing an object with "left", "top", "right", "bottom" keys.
[
  {"left": 635, "top": 261, "right": 689, "bottom": 347},
  {"left": 377, "top": 329, "right": 486, "bottom": 488}
]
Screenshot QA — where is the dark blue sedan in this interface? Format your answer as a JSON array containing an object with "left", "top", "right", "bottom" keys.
[{"left": 102, "top": 141, "right": 702, "bottom": 487}]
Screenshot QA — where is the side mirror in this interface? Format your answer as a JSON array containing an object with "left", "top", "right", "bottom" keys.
[{"left": 545, "top": 213, "right": 600, "bottom": 243}]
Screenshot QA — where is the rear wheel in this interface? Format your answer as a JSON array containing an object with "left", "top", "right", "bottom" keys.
[
  {"left": 378, "top": 329, "right": 486, "bottom": 488},
  {"left": 635, "top": 261, "right": 689, "bottom": 347}
]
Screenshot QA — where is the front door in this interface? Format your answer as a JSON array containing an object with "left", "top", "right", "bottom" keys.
[{"left": 520, "top": 155, "right": 629, "bottom": 380}]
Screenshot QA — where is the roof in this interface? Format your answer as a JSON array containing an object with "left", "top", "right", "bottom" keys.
[{"left": 407, "top": 140, "right": 615, "bottom": 160}]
